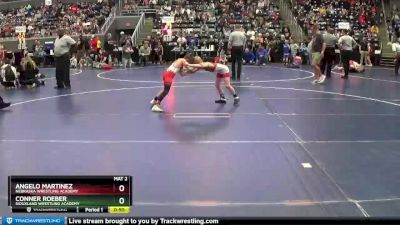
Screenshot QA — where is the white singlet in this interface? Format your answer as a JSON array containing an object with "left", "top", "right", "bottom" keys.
[
  {"left": 166, "top": 63, "right": 180, "bottom": 74},
  {"left": 215, "top": 63, "right": 230, "bottom": 74}
]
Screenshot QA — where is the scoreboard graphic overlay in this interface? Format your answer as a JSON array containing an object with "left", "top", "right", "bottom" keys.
[{"left": 8, "top": 176, "right": 132, "bottom": 213}]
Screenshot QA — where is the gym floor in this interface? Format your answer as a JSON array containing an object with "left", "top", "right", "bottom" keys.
[{"left": 0, "top": 65, "right": 399, "bottom": 217}]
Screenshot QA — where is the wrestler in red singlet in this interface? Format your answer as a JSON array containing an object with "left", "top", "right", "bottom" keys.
[{"left": 150, "top": 55, "right": 198, "bottom": 112}]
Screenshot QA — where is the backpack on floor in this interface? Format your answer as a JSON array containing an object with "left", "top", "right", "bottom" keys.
[{"left": 4, "top": 65, "right": 15, "bottom": 82}]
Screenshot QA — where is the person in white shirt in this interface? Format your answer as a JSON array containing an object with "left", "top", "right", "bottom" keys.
[
  {"left": 54, "top": 29, "right": 76, "bottom": 89},
  {"left": 388, "top": 39, "right": 400, "bottom": 75},
  {"left": 1, "top": 59, "right": 18, "bottom": 88},
  {"left": 338, "top": 29, "right": 358, "bottom": 79}
]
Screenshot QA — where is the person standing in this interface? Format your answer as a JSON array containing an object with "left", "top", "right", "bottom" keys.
[
  {"left": 139, "top": 41, "right": 151, "bottom": 66},
  {"left": 389, "top": 39, "right": 400, "bottom": 75},
  {"left": 311, "top": 25, "right": 326, "bottom": 84},
  {"left": 338, "top": 29, "right": 358, "bottom": 79},
  {"left": 320, "top": 27, "right": 338, "bottom": 79},
  {"left": 359, "top": 37, "right": 372, "bottom": 66},
  {"left": 228, "top": 24, "right": 246, "bottom": 80},
  {"left": 54, "top": 29, "right": 76, "bottom": 89},
  {"left": 122, "top": 40, "right": 133, "bottom": 68}
]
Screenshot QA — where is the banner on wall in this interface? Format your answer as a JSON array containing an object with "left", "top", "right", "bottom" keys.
[
  {"left": 161, "top": 16, "right": 174, "bottom": 24},
  {"left": 15, "top": 26, "right": 26, "bottom": 33},
  {"left": 338, "top": 22, "right": 350, "bottom": 30}
]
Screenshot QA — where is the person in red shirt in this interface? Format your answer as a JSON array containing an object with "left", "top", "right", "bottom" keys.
[{"left": 90, "top": 35, "right": 99, "bottom": 52}]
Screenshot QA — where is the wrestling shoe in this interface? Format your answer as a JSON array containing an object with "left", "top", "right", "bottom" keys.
[
  {"left": 151, "top": 104, "right": 163, "bottom": 112},
  {"left": 234, "top": 96, "right": 240, "bottom": 105},
  {"left": 215, "top": 97, "right": 227, "bottom": 104},
  {"left": 0, "top": 102, "right": 11, "bottom": 109},
  {"left": 317, "top": 75, "right": 326, "bottom": 84}
]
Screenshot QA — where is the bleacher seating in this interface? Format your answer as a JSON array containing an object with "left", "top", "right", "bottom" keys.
[
  {"left": 291, "top": 0, "right": 381, "bottom": 49},
  {"left": 0, "top": 0, "right": 113, "bottom": 39}
]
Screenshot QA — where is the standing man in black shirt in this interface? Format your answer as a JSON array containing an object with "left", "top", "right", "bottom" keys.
[
  {"left": 338, "top": 30, "right": 358, "bottom": 79},
  {"left": 228, "top": 24, "right": 246, "bottom": 80},
  {"left": 104, "top": 33, "right": 116, "bottom": 65},
  {"left": 53, "top": 29, "right": 76, "bottom": 89}
]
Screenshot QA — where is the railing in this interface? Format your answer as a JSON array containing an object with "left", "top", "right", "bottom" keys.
[
  {"left": 382, "top": 0, "right": 392, "bottom": 42},
  {"left": 121, "top": 8, "right": 157, "bottom": 15},
  {"left": 101, "top": 7, "right": 117, "bottom": 34},
  {"left": 131, "top": 13, "right": 145, "bottom": 46},
  {"left": 278, "top": 0, "right": 304, "bottom": 41}
]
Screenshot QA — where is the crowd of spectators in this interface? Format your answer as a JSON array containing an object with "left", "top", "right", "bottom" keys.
[
  {"left": 122, "top": 0, "right": 160, "bottom": 10},
  {"left": 291, "top": 0, "right": 382, "bottom": 48},
  {"left": 141, "top": 0, "right": 299, "bottom": 63},
  {"left": 66, "top": 32, "right": 164, "bottom": 69},
  {"left": 0, "top": 0, "right": 113, "bottom": 39},
  {"left": 0, "top": 45, "right": 45, "bottom": 89}
]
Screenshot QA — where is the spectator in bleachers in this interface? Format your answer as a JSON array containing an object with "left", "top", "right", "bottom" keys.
[
  {"left": 119, "top": 32, "right": 129, "bottom": 46},
  {"left": 139, "top": 41, "right": 151, "bottom": 66},
  {"left": 290, "top": 39, "right": 299, "bottom": 63},
  {"left": 299, "top": 40, "right": 310, "bottom": 65},
  {"left": 70, "top": 54, "right": 78, "bottom": 68},
  {"left": 292, "top": 0, "right": 381, "bottom": 50},
  {"left": 153, "top": 40, "right": 163, "bottom": 64},
  {"left": 370, "top": 25, "right": 379, "bottom": 34},
  {"left": 131, "top": 45, "right": 140, "bottom": 66},
  {"left": 255, "top": 43, "right": 269, "bottom": 66},
  {"left": 176, "top": 35, "right": 187, "bottom": 48},
  {"left": 122, "top": 40, "right": 134, "bottom": 68},
  {"left": 283, "top": 40, "right": 290, "bottom": 65},
  {"left": 0, "top": 1, "right": 112, "bottom": 39},
  {"left": 219, "top": 49, "right": 228, "bottom": 64},
  {"left": 91, "top": 35, "right": 100, "bottom": 53},
  {"left": 243, "top": 47, "right": 255, "bottom": 65}
]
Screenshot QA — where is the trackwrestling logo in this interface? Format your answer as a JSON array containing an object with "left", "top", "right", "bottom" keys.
[{"left": 2, "top": 217, "right": 65, "bottom": 225}]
